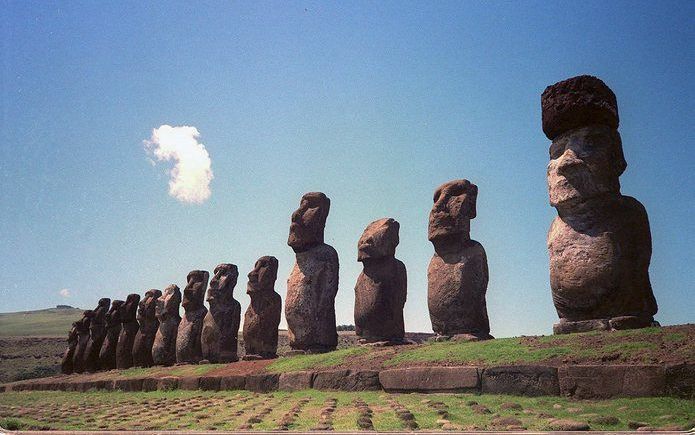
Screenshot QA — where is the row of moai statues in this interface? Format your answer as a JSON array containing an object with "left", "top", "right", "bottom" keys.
[
  {"left": 61, "top": 74, "right": 660, "bottom": 373},
  {"left": 61, "top": 258, "right": 282, "bottom": 374}
]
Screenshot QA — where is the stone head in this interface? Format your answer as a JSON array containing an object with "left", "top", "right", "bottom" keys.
[
  {"left": 288, "top": 192, "right": 331, "bottom": 252},
  {"left": 207, "top": 263, "right": 239, "bottom": 306},
  {"left": 137, "top": 289, "right": 162, "bottom": 321},
  {"left": 247, "top": 256, "right": 279, "bottom": 294},
  {"left": 428, "top": 179, "right": 478, "bottom": 243},
  {"left": 106, "top": 300, "right": 124, "bottom": 326},
  {"left": 358, "top": 218, "right": 400, "bottom": 262},
  {"left": 97, "top": 298, "right": 111, "bottom": 309},
  {"left": 93, "top": 297, "right": 111, "bottom": 321},
  {"left": 77, "top": 310, "right": 94, "bottom": 332},
  {"left": 121, "top": 293, "right": 140, "bottom": 322},
  {"left": 182, "top": 270, "right": 209, "bottom": 311},
  {"left": 156, "top": 284, "right": 181, "bottom": 320}
]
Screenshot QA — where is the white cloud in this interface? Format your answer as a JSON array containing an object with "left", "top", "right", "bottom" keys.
[
  {"left": 144, "top": 125, "right": 213, "bottom": 204},
  {"left": 59, "top": 288, "right": 71, "bottom": 298}
]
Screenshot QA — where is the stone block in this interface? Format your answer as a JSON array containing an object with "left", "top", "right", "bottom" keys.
[
  {"left": 219, "top": 375, "right": 245, "bottom": 390},
  {"left": 142, "top": 378, "right": 159, "bottom": 392},
  {"left": 313, "top": 370, "right": 381, "bottom": 391},
  {"left": 553, "top": 319, "right": 610, "bottom": 334},
  {"left": 665, "top": 364, "right": 694, "bottom": 399},
  {"left": 157, "top": 377, "right": 179, "bottom": 391},
  {"left": 379, "top": 366, "right": 480, "bottom": 392},
  {"left": 113, "top": 378, "right": 144, "bottom": 392},
  {"left": 178, "top": 376, "right": 201, "bottom": 390},
  {"left": 199, "top": 376, "right": 221, "bottom": 391},
  {"left": 245, "top": 373, "right": 279, "bottom": 392},
  {"left": 482, "top": 365, "right": 559, "bottom": 396},
  {"left": 559, "top": 365, "right": 665, "bottom": 398},
  {"left": 278, "top": 371, "right": 314, "bottom": 391}
]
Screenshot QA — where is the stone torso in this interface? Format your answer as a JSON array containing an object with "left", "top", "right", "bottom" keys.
[
  {"left": 202, "top": 301, "right": 241, "bottom": 363},
  {"left": 243, "top": 291, "right": 282, "bottom": 356},
  {"left": 116, "top": 320, "right": 139, "bottom": 369},
  {"left": 548, "top": 195, "right": 656, "bottom": 321},
  {"left": 285, "top": 243, "right": 339, "bottom": 351},
  {"left": 132, "top": 317, "right": 160, "bottom": 367},
  {"left": 427, "top": 240, "right": 490, "bottom": 336},
  {"left": 152, "top": 314, "right": 180, "bottom": 366},
  {"left": 98, "top": 321, "right": 121, "bottom": 370},
  {"left": 176, "top": 307, "right": 207, "bottom": 363},
  {"left": 354, "top": 259, "right": 407, "bottom": 341}
]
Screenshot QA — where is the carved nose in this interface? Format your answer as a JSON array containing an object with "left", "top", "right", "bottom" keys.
[{"left": 556, "top": 150, "right": 582, "bottom": 176}]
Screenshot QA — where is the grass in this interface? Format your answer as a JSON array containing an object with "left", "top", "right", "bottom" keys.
[
  {"left": 265, "top": 347, "right": 369, "bottom": 373},
  {"left": 0, "top": 390, "right": 692, "bottom": 431},
  {"left": 0, "top": 307, "right": 83, "bottom": 337}
]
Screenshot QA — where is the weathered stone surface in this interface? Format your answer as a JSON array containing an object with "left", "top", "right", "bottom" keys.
[
  {"left": 116, "top": 294, "right": 140, "bottom": 369},
  {"left": 543, "top": 76, "right": 658, "bottom": 334},
  {"left": 83, "top": 298, "right": 110, "bottom": 372},
  {"left": 72, "top": 310, "right": 94, "bottom": 374},
  {"left": 245, "top": 373, "right": 279, "bottom": 392},
  {"left": 665, "top": 364, "right": 694, "bottom": 398},
  {"left": 427, "top": 180, "right": 491, "bottom": 338},
  {"left": 178, "top": 376, "right": 201, "bottom": 390},
  {"left": 132, "top": 289, "right": 162, "bottom": 367},
  {"left": 278, "top": 371, "right": 314, "bottom": 391},
  {"left": 354, "top": 218, "right": 407, "bottom": 343},
  {"left": 559, "top": 365, "right": 665, "bottom": 398},
  {"left": 60, "top": 322, "right": 79, "bottom": 374},
  {"left": 152, "top": 284, "right": 181, "bottom": 366},
  {"left": 98, "top": 300, "right": 124, "bottom": 370},
  {"left": 219, "top": 375, "right": 246, "bottom": 390},
  {"left": 541, "top": 75, "right": 619, "bottom": 141},
  {"left": 481, "top": 366, "right": 559, "bottom": 396},
  {"left": 176, "top": 270, "right": 209, "bottom": 364},
  {"left": 244, "top": 256, "right": 282, "bottom": 359},
  {"left": 199, "top": 376, "right": 221, "bottom": 391},
  {"left": 313, "top": 370, "right": 381, "bottom": 391},
  {"left": 113, "top": 378, "right": 144, "bottom": 392},
  {"left": 286, "top": 192, "right": 339, "bottom": 352},
  {"left": 379, "top": 367, "right": 480, "bottom": 392},
  {"left": 553, "top": 319, "right": 610, "bottom": 334},
  {"left": 141, "top": 378, "right": 158, "bottom": 392},
  {"left": 157, "top": 376, "right": 179, "bottom": 391},
  {"left": 202, "top": 264, "right": 241, "bottom": 363}
]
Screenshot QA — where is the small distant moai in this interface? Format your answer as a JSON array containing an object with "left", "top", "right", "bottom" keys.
[
  {"left": 83, "top": 298, "right": 111, "bottom": 372},
  {"left": 176, "top": 270, "right": 209, "bottom": 364},
  {"left": 427, "top": 180, "right": 492, "bottom": 341},
  {"left": 72, "top": 310, "right": 94, "bottom": 373},
  {"left": 202, "top": 264, "right": 241, "bottom": 363},
  {"left": 541, "top": 75, "right": 658, "bottom": 334},
  {"left": 60, "top": 322, "right": 79, "bottom": 374},
  {"left": 354, "top": 218, "right": 407, "bottom": 344},
  {"left": 152, "top": 284, "right": 181, "bottom": 366},
  {"left": 98, "top": 300, "right": 124, "bottom": 370},
  {"left": 116, "top": 293, "right": 140, "bottom": 369},
  {"left": 285, "top": 192, "right": 339, "bottom": 353},
  {"left": 243, "top": 256, "right": 282, "bottom": 359},
  {"left": 132, "top": 289, "right": 162, "bottom": 367}
]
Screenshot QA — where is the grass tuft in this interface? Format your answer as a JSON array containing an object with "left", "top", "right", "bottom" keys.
[{"left": 266, "top": 347, "right": 369, "bottom": 373}]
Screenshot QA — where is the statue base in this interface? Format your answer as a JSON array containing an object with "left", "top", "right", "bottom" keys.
[
  {"left": 553, "top": 316, "right": 659, "bottom": 334},
  {"left": 431, "top": 332, "right": 494, "bottom": 342}
]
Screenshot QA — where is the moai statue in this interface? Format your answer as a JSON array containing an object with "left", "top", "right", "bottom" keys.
[
  {"left": 116, "top": 293, "right": 140, "bottom": 369},
  {"left": 427, "top": 180, "right": 492, "bottom": 341},
  {"left": 541, "top": 75, "right": 658, "bottom": 334},
  {"left": 285, "top": 192, "right": 339, "bottom": 353},
  {"left": 98, "top": 300, "right": 124, "bottom": 370},
  {"left": 176, "top": 270, "right": 209, "bottom": 364},
  {"left": 72, "top": 310, "right": 94, "bottom": 373},
  {"left": 60, "top": 322, "right": 79, "bottom": 374},
  {"left": 132, "top": 289, "right": 162, "bottom": 367},
  {"left": 243, "top": 256, "right": 282, "bottom": 359},
  {"left": 354, "top": 218, "right": 407, "bottom": 344},
  {"left": 152, "top": 284, "right": 181, "bottom": 366},
  {"left": 202, "top": 264, "right": 241, "bottom": 363},
  {"left": 83, "top": 298, "right": 111, "bottom": 372}
]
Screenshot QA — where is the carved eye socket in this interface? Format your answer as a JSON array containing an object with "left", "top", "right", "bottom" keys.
[{"left": 550, "top": 142, "right": 564, "bottom": 160}]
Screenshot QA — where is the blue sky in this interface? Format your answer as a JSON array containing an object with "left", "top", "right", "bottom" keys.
[{"left": 1, "top": 1, "right": 693, "bottom": 336}]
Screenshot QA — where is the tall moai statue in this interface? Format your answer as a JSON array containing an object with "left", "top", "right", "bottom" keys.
[
  {"left": 285, "top": 192, "right": 339, "bottom": 353},
  {"left": 98, "top": 300, "right": 124, "bottom": 370},
  {"left": 202, "top": 264, "right": 241, "bottom": 363},
  {"left": 132, "top": 289, "right": 162, "bottom": 367},
  {"left": 176, "top": 270, "right": 209, "bottom": 364},
  {"left": 60, "top": 322, "right": 79, "bottom": 374},
  {"left": 541, "top": 75, "right": 658, "bottom": 334},
  {"left": 72, "top": 310, "right": 94, "bottom": 373},
  {"left": 243, "top": 256, "right": 282, "bottom": 359},
  {"left": 83, "top": 298, "right": 111, "bottom": 372},
  {"left": 116, "top": 293, "right": 140, "bottom": 369},
  {"left": 354, "top": 218, "right": 407, "bottom": 344},
  {"left": 152, "top": 284, "right": 181, "bottom": 366},
  {"left": 427, "top": 180, "right": 492, "bottom": 341}
]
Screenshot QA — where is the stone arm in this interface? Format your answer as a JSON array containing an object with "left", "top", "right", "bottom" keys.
[
  {"left": 395, "top": 259, "right": 408, "bottom": 309},
  {"left": 621, "top": 196, "right": 657, "bottom": 316},
  {"left": 231, "top": 300, "right": 241, "bottom": 339},
  {"left": 317, "top": 253, "right": 339, "bottom": 314}
]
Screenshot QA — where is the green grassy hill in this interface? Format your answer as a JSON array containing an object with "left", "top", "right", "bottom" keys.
[{"left": 0, "top": 307, "right": 83, "bottom": 337}]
